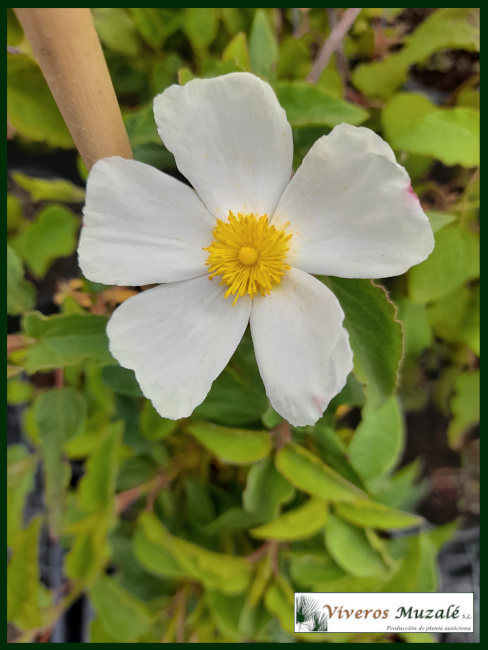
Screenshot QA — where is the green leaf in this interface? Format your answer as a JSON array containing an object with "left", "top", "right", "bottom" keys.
[
  {"left": 289, "top": 552, "right": 345, "bottom": 589},
  {"left": 92, "top": 8, "right": 142, "bottom": 57},
  {"left": 10, "top": 204, "right": 79, "bottom": 278},
  {"left": 187, "top": 422, "right": 271, "bottom": 465},
  {"left": 348, "top": 396, "right": 404, "bottom": 481},
  {"left": 447, "top": 370, "right": 480, "bottom": 446},
  {"left": 140, "top": 400, "right": 177, "bottom": 441},
  {"left": 7, "top": 245, "right": 35, "bottom": 316},
  {"left": 134, "top": 512, "right": 252, "bottom": 594},
  {"left": 7, "top": 54, "right": 73, "bottom": 148},
  {"left": 325, "top": 514, "right": 388, "bottom": 577},
  {"left": 194, "top": 336, "right": 268, "bottom": 426},
  {"left": 275, "top": 442, "right": 367, "bottom": 502},
  {"left": 251, "top": 498, "right": 328, "bottom": 540},
  {"left": 185, "top": 8, "right": 219, "bottom": 51},
  {"left": 335, "top": 500, "right": 422, "bottom": 530},
  {"left": 23, "top": 312, "right": 114, "bottom": 373},
  {"left": 322, "top": 278, "right": 403, "bottom": 406},
  {"left": 312, "top": 425, "right": 367, "bottom": 489},
  {"left": 408, "top": 228, "right": 479, "bottom": 304},
  {"left": 249, "top": 10, "right": 278, "bottom": 80},
  {"left": 78, "top": 422, "right": 123, "bottom": 513},
  {"left": 7, "top": 8, "right": 23, "bottom": 46},
  {"left": 394, "top": 108, "right": 480, "bottom": 167},
  {"left": 90, "top": 575, "right": 153, "bottom": 642},
  {"left": 35, "top": 388, "right": 86, "bottom": 536},
  {"left": 127, "top": 8, "right": 173, "bottom": 49},
  {"left": 275, "top": 82, "right": 369, "bottom": 128},
  {"left": 7, "top": 446, "right": 37, "bottom": 547},
  {"left": 243, "top": 457, "right": 295, "bottom": 523},
  {"left": 223, "top": 32, "right": 251, "bottom": 71},
  {"left": 101, "top": 365, "right": 143, "bottom": 397},
  {"left": 382, "top": 92, "right": 436, "bottom": 145},
  {"left": 124, "top": 103, "right": 162, "bottom": 146},
  {"left": 382, "top": 533, "right": 437, "bottom": 592},
  {"left": 11, "top": 171, "right": 85, "bottom": 203},
  {"left": 7, "top": 517, "right": 47, "bottom": 629}
]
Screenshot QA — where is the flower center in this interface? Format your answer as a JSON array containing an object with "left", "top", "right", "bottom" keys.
[{"left": 204, "top": 212, "right": 292, "bottom": 305}]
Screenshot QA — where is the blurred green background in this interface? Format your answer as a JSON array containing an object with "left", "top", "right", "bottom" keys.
[{"left": 7, "top": 8, "right": 479, "bottom": 643}]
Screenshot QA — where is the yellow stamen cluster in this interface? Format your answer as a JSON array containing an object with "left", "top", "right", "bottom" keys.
[{"left": 204, "top": 212, "right": 292, "bottom": 305}]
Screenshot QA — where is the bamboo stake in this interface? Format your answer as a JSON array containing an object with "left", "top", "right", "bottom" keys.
[{"left": 14, "top": 8, "right": 133, "bottom": 170}]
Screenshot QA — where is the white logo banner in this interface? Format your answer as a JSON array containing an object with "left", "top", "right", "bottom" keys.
[{"left": 294, "top": 592, "right": 474, "bottom": 634}]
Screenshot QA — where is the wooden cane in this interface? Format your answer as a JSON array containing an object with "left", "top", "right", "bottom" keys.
[{"left": 14, "top": 8, "right": 133, "bottom": 171}]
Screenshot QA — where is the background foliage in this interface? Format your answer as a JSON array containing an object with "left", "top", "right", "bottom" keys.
[{"left": 7, "top": 8, "right": 479, "bottom": 643}]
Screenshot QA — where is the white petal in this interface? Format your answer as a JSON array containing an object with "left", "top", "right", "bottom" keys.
[
  {"left": 271, "top": 123, "right": 434, "bottom": 279},
  {"left": 107, "top": 275, "right": 251, "bottom": 419},
  {"left": 154, "top": 73, "right": 293, "bottom": 220},
  {"left": 79, "top": 157, "right": 215, "bottom": 286},
  {"left": 250, "top": 268, "right": 353, "bottom": 426}
]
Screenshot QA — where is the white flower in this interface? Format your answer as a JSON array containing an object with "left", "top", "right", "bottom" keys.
[{"left": 78, "top": 72, "right": 434, "bottom": 427}]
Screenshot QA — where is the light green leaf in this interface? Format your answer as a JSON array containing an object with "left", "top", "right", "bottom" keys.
[
  {"left": 140, "top": 400, "right": 177, "bottom": 441},
  {"left": 124, "top": 103, "right": 162, "bottom": 146},
  {"left": 335, "top": 500, "right": 422, "bottom": 530},
  {"left": 243, "top": 457, "right": 295, "bottom": 523},
  {"left": 263, "top": 576, "right": 294, "bottom": 635},
  {"left": 277, "top": 36, "right": 312, "bottom": 81},
  {"left": 12, "top": 171, "right": 85, "bottom": 203},
  {"left": 90, "top": 575, "right": 153, "bottom": 642},
  {"left": 447, "top": 370, "right": 480, "bottom": 446},
  {"left": 7, "top": 245, "right": 35, "bottom": 316},
  {"left": 101, "top": 365, "right": 143, "bottom": 397},
  {"left": 134, "top": 512, "right": 252, "bottom": 594},
  {"left": 92, "top": 8, "right": 142, "bottom": 57},
  {"left": 23, "top": 312, "right": 114, "bottom": 373},
  {"left": 395, "top": 297, "right": 432, "bottom": 356},
  {"left": 185, "top": 8, "right": 219, "bottom": 51},
  {"left": 249, "top": 10, "right": 278, "bottom": 80},
  {"left": 275, "top": 442, "right": 367, "bottom": 502},
  {"left": 408, "top": 228, "right": 479, "bottom": 304},
  {"left": 382, "top": 92, "right": 436, "bottom": 145},
  {"left": 428, "top": 284, "right": 480, "bottom": 355},
  {"left": 7, "top": 517, "right": 47, "bottom": 629},
  {"left": 187, "top": 422, "right": 271, "bottom": 465},
  {"left": 35, "top": 388, "right": 85, "bottom": 536},
  {"left": 322, "top": 278, "right": 403, "bottom": 406},
  {"left": 325, "top": 514, "right": 388, "bottom": 577},
  {"left": 251, "top": 498, "right": 328, "bottom": 540},
  {"left": 7, "top": 54, "right": 73, "bottom": 148},
  {"left": 275, "top": 82, "right": 369, "bottom": 128},
  {"left": 223, "top": 32, "right": 251, "bottom": 71},
  {"left": 394, "top": 109, "right": 479, "bottom": 167},
  {"left": 10, "top": 204, "right": 79, "bottom": 278},
  {"left": 348, "top": 396, "right": 404, "bottom": 481},
  {"left": 426, "top": 211, "right": 457, "bottom": 234},
  {"left": 78, "top": 422, "right": 123, "bottom": 513}
]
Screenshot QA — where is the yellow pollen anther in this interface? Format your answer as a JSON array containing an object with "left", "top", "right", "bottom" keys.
[
  {"left": 238, "top": 246, "right": 258, "bottom": 265},
  {"left": 204, "top": 212, "right": 292, "bottom": 305}
]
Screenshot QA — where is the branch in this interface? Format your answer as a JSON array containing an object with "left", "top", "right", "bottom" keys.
[{"left": 307, "top": 8, "right": 362, "bottom": 84}]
